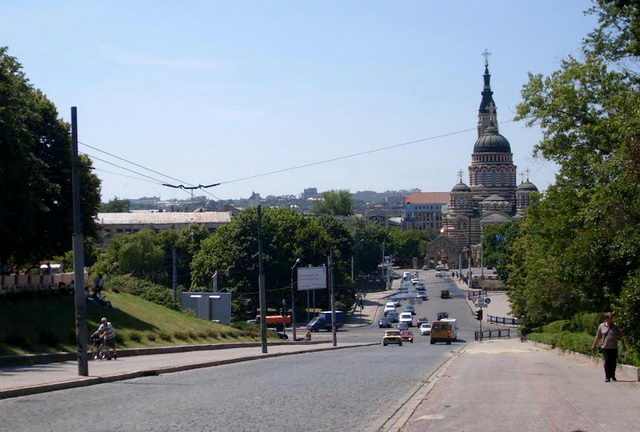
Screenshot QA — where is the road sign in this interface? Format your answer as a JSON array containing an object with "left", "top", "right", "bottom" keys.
[{"left": 484, "top": 297, "right": 491, "bottom": 304}]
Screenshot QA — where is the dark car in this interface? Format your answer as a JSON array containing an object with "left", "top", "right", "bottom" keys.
[
  {"left": 378, "top": 317, "right": 392, "bottom": 328},
  {"left": 440, "top": 289, "right": 451, "bottom": 299},
  {"left": 403, "top": 305, "right": 416, "bottom": 315},
  {"left": 416, "top": 292, "right": 427, "bottom": 301},
  {"left": 436, "top": 312, "right": 449, "bottom": 320},
  {"left": 386, "top": 311, "right": 399, "bottom": 323},
  {"left": 397, "top": 322, "right": 409, "bottom": 331},
  {"left": 416, "top": 316, "right": 429, "bottom": 326}
]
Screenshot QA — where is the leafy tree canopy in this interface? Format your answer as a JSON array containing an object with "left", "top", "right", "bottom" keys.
[
  {"left": 0, "top": 47, "right": 101, "bottom": 268},
  {"left": 100, "top": 197, "right": 130, "bottom": 213},
  {"left": 313, "top": 189, "right": 354, "bottom": 216}
]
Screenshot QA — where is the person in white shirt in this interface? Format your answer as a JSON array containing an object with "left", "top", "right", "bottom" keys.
[{"left": 93, "top": 317, "right": 117, "bottom": 360}]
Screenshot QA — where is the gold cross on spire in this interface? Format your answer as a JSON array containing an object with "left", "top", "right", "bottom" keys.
[
  {"left": 457, "top": 169, "right": 464, "bottom": 183},
  {"left": 519, "top": 170, "right": 525, "bottom": 183},
  {"left": 524, "top": 168, "right": 531, "bottom": 181},
  {"left": 482, "top": 49, "right": 491, "bottom": 67}
]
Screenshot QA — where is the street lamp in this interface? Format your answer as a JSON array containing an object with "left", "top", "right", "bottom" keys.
[{"left": 290, "top": 258, "right": 301, "bottom": 341}]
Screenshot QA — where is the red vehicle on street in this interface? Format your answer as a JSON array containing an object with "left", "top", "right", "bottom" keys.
[{"left": 400, "top": 330, "right": 414, "bottom": 343}]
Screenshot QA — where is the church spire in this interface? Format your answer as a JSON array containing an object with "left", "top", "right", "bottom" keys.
[{"left": 478, "top": 49, "right": 498, "bottom": 137}]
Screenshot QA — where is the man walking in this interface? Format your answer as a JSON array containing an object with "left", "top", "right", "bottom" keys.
[{"left": 592, "top": 313, "right": 626, "bottom": 382}]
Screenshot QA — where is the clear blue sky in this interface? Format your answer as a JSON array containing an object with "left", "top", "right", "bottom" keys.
[{"left": 2, "top": 1, "right": 596, "bottom": 201}]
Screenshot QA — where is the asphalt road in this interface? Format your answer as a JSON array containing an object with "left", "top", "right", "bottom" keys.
[{"left": 0, "top": 270, "right": 486, "bottom": 432}]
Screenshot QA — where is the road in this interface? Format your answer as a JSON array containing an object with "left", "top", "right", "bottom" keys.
[{"left": 0, "top": 270, "right": 491, "bottom": 432}]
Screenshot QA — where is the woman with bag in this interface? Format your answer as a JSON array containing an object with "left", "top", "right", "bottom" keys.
[{"left": 591, "top": 313, "right": 626, "bottom": 382}]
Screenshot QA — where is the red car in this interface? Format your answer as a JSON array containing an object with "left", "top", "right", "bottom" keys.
[{"left": 400, "top": 330, "right": 414, "bottom": 343}]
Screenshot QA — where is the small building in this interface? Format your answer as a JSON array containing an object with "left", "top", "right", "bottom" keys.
[
  {"left": 402, "top": 192, "right": 450, "bottom": 232},
  {"left": 96, "top": 211, "right": 232, "bottom": 244}
]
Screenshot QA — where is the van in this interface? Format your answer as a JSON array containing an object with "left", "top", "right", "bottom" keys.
[
  {"left": 399, "top": 312, "right": 414, "bottom": 327},
  {"left": 441, "top": 318, "right": 458, "bottom": 341},
  {"left": 430, "top": 320, "right": 455, "bottom": 344}
]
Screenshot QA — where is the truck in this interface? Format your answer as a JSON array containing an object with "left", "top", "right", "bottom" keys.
[
  {"left": 306, "top": 311, "right": 346, "bottom": 331},
  {"left": 253, "top": 315, "right": 292, "bottom": 331},
  {"left": 430, "top": 318, "right": 458, "bottom": 344}
]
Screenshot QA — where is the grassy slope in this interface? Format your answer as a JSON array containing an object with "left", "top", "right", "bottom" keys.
[{"left": 0, "top": 291, "right": 272, "bottom": 356}]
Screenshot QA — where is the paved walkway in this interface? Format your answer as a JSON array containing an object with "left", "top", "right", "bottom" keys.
[
  {"left": 403, "top": 338, "right": 640, "bottom": 432},
  {"left": 0, "top": 341, "right": 373, "bottom": 399},
  {"left": 451, "top": 274, "right": 513, "bottom": 323}
]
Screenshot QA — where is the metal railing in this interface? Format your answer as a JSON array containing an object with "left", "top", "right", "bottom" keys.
[
  {"left": 488, "top": 315, "right": 520, "bottom": 326},
  {"left": 475, "top": 328, "right": 511, "bottom": 341}
]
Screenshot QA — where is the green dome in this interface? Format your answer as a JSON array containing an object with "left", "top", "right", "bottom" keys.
[
  {"left": 517, "top": 180, "right": 538, "bottom": 192},
  {"left": 474, "top": 125, "right": 511, "bottom": 153},
  {"left": 452, "top": 182, "right": 471, "bottom": 192}
]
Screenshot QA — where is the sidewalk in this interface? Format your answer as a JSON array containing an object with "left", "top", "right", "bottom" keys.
[
  {"left": 0, "top": 341, "right": 374, "bottom": 399},
  {"left": 345, "top": 288, "right": 391, "bottom": 327},
  {"left": 452, "top": 275, "right": 513, "bottom": 323},
  {"left": 402, "top": 338, "right": 640, "bottom": 432}
]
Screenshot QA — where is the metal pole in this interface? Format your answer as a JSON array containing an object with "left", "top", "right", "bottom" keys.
[
  {"left": 351, "top": 255, "right": 354, "bottom": 281},
  {"left": 480, "top": 244, "right": 484, "bottom": 278},
  {"left": 290, "top": 259, "right": 300, "bottom": 341},
  {"left": 70, "top": 107, "right": 88, "bottom": 376},
  {"left": 172, "top": 247, "right": 178, "bottom": 301},
  {"left": 306, "top": 290, "right": 310, "bottom": 323},
  {"left": 257, "top": 206, "right": 267, "bottom": 353},
  {"left": 328, "top": 250, "right": 337, "bottom": 347}
]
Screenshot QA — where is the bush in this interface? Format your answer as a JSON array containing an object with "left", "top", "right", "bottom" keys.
[
  {"left": 107, "top": 275, "right": 179, "bottom": 311},
  {"left": 206, "top": 329, "right": 219, "bottom": 338},
  {"left": 540, "top": 319, "right": 570, "bottom": 333},
  {"left": 569, "top": 312, "right": 601, "bottom": 334},
  {"left": 159, "top": 332, "right": 172, "bottom": 342},
  {"left": 173, "top": 331, "right": 189, "bottom": 341},
  {"left": 186, "top": 330, "right": 196, "bottom": 339},
  {"left": 128, "top": 331, "right": 142, "bottom": 343},
  {"left": 36, "top": 329, "right": 60, "bottom": 347},
  {"left": 196, "top": 331, "right": 207, "bottom": 339},
  {"left": 145, "top": 332, "right": 157, "bottom": 342},
  {"left": 4, "top": 334, "right": 31, "bottom": 349}
]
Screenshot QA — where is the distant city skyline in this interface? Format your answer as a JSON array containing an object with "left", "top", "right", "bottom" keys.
[{"left": 1, "top": 1, "right": 596, "bottom": 201}]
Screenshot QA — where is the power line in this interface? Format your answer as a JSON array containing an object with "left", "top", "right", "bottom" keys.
[
  {"left": 92, "top": 168, "right": 163, "bottom": 185},
  {"left": 215, "top": 122, "right": 513, "bottom": 186}
]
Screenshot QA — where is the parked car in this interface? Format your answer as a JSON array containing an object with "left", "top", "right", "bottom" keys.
[
  {"left": 400, "top": 330, "right": 414, "bottom": 343},
  {"left": 399, "top": 312, "right": 414, "bottom": 327},
  {"left": 436, "top": 311, "right": 449, "bottom": 320},
  {"left": 397, "top": 322, "right": 409, "bottom": 331},
  {"left": 416, "top": 293, "right": 428, "bottom": 301},
  {"left": 422, "top": 265, "right": 429, "bottom": 270},
  {"left": 419, "top": 323, "right": 432, "bottom": 336},
  {"left": 440, "top": 289, "right": 451, "bottom": 299},
  {"left": 386, "top": 311, "right": 399, "bottom": 323},
  {"left": 403, "top": 305, "right": 416, "bottom": 316},
  {"left": 378, "top": 317, "right": 392, "bottom": 328},
  {"left": 382, "top": 330, "right": 403, "bottom": 346},
  {"left": 435, "top": 272, "right": 443, "bottom": 278}
]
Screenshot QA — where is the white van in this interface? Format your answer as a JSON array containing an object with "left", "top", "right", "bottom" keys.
[{"left": 399, "top": 312, "right": 414, "bottom": 327}]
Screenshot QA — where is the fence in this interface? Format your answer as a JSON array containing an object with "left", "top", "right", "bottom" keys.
[
  {"left": 488, "top": 314, "right": 520, "bottom": 326},
  {"left": 474, "top": 328, "right": 511, "bottom": 341},
  {"left": 0, "top": 271, "right": 88, "bottom": 296}
]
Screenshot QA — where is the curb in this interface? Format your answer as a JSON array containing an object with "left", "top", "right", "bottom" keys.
[
  {"left": 366, "top": 344, "right": 467, "bottom": 432},
  {"left": 526, "top": 340, "right": 640, "bottom": 381},
  {"left": 0, "top": 342, "right": 378, "bottom": 400},
  {"left": 0, "top": 340, "right": 326, "bottom": 367}
]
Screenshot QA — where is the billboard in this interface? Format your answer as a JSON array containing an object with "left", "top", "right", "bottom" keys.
[{"left": 297, "top": 266, "right": 327, "bottom": 291}]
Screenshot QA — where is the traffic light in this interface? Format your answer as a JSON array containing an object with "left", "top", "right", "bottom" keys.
[{"left": 475, "top": 309, "right": 483, "bottom": 321}]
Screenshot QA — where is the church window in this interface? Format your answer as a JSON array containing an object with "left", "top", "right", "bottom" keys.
[
  {"left": 491, "top": 168, "right": 497, "bottom": 186},
  {"left": 500, "top": 169, "right": 507, "bottom": 185}
]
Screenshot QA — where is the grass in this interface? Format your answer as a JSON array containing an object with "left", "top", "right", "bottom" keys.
[{"left": 0, "top": 291, "right": 275, "bottom": 356}]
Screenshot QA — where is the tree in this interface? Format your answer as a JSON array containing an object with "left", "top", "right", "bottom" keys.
[
  {"left": 509, "top": 1, "right": 640, "bottom": 332},
  {"left": 100, "top": 197, "right": 130, "bottom": 213},
  {"left": 0, "top": 47, "right": 101, "bottom": 269},
  {"left": 481, "top": 222, "right": 520, "bottom": 282},
  {"left": 387, "top": 228, "right": 427, "bottom": 268},
  {"left": 313, "top": 190, "right": 354, "bottom": 216},
  {"left": 346, "top": 218, "right": 388, "bottom": 274}
]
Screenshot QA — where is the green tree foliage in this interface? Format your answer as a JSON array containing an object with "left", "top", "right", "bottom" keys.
[
  {"left": 386, "top": 227, "right": 428, "bottom": 268},
  {"left": 313, "top": 189, "right": 354, "bottom": 216},
  {"left": 0, "top": 47, "right": 101, "bottom": 268},
  {"left": 481, "top": 222, "right": 520, "bottom": 281},
  {"left": 100, "top": 197, "right": 130, "bottom": 213},
  {"left": 508, "top": 1, "right": 640, "bottom": 338},
  {"left": 191, "top": 208, "right": 355, "bottom": 318},
  {"left": 346, "top": 218, "right": 388, "bottom": 274}
]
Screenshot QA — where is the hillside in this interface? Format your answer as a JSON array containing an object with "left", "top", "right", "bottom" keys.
[{"left": 0, "top": 291, "right": 266, "bottom": 356}]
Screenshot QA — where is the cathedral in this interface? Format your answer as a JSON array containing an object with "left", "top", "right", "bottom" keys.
[{"left": 426, "top": 59, "right": 538, "bottom": 265}]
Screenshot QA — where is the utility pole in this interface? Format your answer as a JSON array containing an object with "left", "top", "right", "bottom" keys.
[
  {"left": 172, "top": 247, "right": 178, "bottom": 301},
  {"left": 290, "top": 258, "right": 300, "bottom": 341},
  {"left": 328, "top": 249, "right": 337, "bottom": 347},
  {"left": 70, "top": 107, "right": 88, "bottom": 376},
  {"left": 257, "top": 206, "right": 267, "bottom": 354}
]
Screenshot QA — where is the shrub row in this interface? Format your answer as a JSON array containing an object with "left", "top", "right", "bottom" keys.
[{"left": 107, "top": 275, "right": 180, "bottom": 310}]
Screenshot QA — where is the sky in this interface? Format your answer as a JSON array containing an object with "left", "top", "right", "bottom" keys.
[{"left": 1, "top": 1, "right": 597, "bottom": 202}]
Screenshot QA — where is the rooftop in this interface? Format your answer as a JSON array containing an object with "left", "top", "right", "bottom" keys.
[
  {"left": 96, "top": 211, "right": 232, "bottom": 225},
  {"left": 405, "top": 192, "right": 450, "bottom": 205}
]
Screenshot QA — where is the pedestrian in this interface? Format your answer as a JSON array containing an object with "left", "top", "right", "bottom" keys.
[
  {"left": 305, "top": 329, "right": 312, "bottom": 341},
  {"left": 592, "top": 312, "right": 626, "bottom": 382},
  {"left": 93, "top": 274, "right": 104, "bottom": 297},
  {"left": 92, "top": 317, "right": 117, "bottom": 360}
]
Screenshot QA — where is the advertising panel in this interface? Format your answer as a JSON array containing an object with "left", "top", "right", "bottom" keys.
[{"left": 297, "top": 266, "right": 327, "bottom": 291}]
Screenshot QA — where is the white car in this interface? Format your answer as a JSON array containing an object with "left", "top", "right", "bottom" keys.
[
  {"left": 384, "top": 302, "right": 396, "bottom": 314},
  {"left": 435, "top": 272, "right": 442, "bottom": 278},
  {"left": 399, "top": 312, "right": 414, "bottom": 327},
  {"left": 419, "top": 323, "right": 431, "bottom": 336},
  {"left": 411, "top": 278, "right": 421, "bottom": 284}
]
